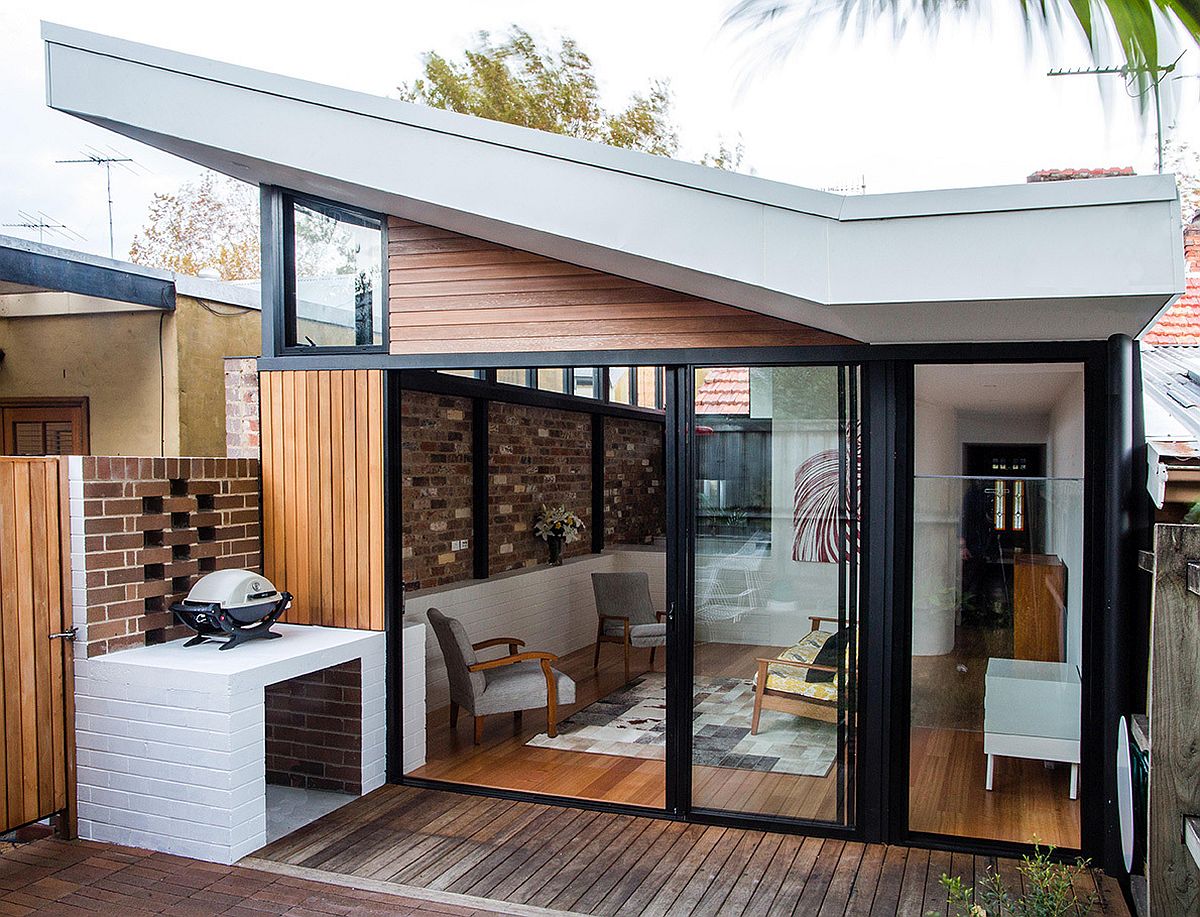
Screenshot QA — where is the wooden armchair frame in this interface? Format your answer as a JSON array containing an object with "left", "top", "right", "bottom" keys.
[
  {"left": 453, "top": 637, "right": 562, "bottom": 744},
  {"left": 751, "top": 615, "right": 842, "bottom": 732},
  {"left": 593, "top": 609, "right": 668, "bottom": 683}
]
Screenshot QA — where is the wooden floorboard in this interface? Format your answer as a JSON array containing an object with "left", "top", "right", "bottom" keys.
[{"left": 253, "top": 784, "right": 1128, "bottom": 917}]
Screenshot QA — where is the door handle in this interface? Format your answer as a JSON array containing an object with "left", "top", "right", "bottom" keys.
[{"left": 49, "top": 627, "right": 77, "bottom": 642}]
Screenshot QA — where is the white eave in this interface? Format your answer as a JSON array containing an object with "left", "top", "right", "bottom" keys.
[{"left": 42, "top": 21, "right": 1186, "bottom": 344}]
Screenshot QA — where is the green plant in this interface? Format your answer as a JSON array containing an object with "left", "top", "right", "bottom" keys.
[{"left": 932, "top": 843, "right": 1098, "bottom": 917}]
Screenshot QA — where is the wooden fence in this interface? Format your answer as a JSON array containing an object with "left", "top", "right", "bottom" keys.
[
  {"left": 0, "top": 457, "right": 74, "bottom": 836},
  {"left": 260, "top": 370, "right": 386, "bottom": 631},
  {"left": 1148, "top": 524, "right": 1200, "bottom": 916}
]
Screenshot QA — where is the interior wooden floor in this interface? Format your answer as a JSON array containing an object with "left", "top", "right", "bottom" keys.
[
  {"left": 252, "top": 784, "right": 1128, "bottom": 917},
  {"left": 410, "top": 640, "right": 1078, "bottom": 844}
]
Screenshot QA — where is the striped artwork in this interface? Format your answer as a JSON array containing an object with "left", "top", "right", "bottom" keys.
[{"left": 792, "top": 433, "right": 861, "bottom": 564}]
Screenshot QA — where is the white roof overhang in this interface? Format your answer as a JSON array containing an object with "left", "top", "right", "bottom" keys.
[{"left": 42, "top": 22, "right": 1186, "bottom": 344}]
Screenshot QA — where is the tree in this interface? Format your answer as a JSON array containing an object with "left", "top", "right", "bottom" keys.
[
  {"left": 723, "top": 1, "right": 1200, "bottom": 121},
  {"left": 129, "top": 171, "right": 260, "bottom": 280},
  {"left": 399, "top": 27, "right": 741, "bottom": 166},
  {"left": 1165, "top": 137, "right": 1200, "bottom": 221}
]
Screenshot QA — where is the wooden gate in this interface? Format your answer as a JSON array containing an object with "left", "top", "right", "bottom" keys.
[{"left": 0, "top": 457, "right": 74, "bottom": 836}]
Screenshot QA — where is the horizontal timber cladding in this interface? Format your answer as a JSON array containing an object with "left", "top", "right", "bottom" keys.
[
  {"left": 261, "top": 370, "right": 385, "bottom": 631},
  {"left": 387, "top": 217, "right": 855, "bottom": 354}
]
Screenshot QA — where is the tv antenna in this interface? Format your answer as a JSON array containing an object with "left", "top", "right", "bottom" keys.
[
  {"left": 1, "top": 210, "right": 85, "bottom": 246},
  {"left": 1048, "top": 52, "right": 1185, "bottom": 174},
  {"left": 55, "top": 146, "right": 140, "bottom": 258}
]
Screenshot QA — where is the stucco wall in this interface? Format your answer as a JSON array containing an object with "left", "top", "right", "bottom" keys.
[
  {"left": 0, "top": 295, "right": 259, "bottom": 457},
  {"left": 175, "top": 296, "right": 259, "bottom": 456},
  {"left": 0, "top": 310, "right": 175, "bottom": 456}
]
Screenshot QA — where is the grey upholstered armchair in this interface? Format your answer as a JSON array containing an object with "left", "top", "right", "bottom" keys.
[
  {"left": 426, "top": 607, "right": 577, "bottom": 745},
  {"left": 591, "top": 571, "right": 667, "bottom": 683}
]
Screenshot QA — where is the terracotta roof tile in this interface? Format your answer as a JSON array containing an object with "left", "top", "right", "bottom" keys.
[{"left": 694, "top": 367, "right": 750, "bottom": 414}]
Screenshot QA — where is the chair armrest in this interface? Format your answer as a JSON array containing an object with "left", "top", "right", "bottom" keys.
[
  {"left": 756, "top": 656, "right": 838, "bottom": 675},
  {"left": 468, "top": 651, "right": 558, "bottom": 673},
  {"left": 598, "top": 614, "right": 630, "bottom": 623},
  {"left": 472, "top": 637, "right": 525, "bottom": 655},
  {"left": 809, "top": 615, "right": 840, "bottom": 630},
  {"left": 656, "top": 610, "right": 668, "bottom": 622}
]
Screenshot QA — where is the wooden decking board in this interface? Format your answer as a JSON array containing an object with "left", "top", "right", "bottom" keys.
[
  {"left": 626, "top": 825, "right": 728, "bottom": 917},
  {"left": 867, "top": 844, "right": 910, "bottom": 916},
  {"left": 488, "top": 809, "right": 606, "bottom": 901},
  {"left": 507, "top": 811, "right": 624, "bottom": 905},
  {"left": 600, "top": 821, "right": 709, "bottom": 917},
  {"left": 816, "top": 840, "right": 867, "bottom": 917},
  {"left": 253, "top": 784, "right": 1127, "bottom": 917},
  {"left": 717, "top": 829, "right": 785, "bottom": 917},
  {"left": 452, "top": 803, "right": 578, "bottom": 896},
  {"left": 567, "top": 816, "right": 676, "bottom": 914}
]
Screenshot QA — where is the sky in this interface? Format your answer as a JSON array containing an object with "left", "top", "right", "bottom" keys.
[{"left": 2, "top": 0, "right": 1197, "bottom": 263}]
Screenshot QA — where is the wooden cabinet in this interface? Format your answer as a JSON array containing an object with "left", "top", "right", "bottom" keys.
[{"left": 1013, "top": 553, "right": 1067, "bottom": 662}]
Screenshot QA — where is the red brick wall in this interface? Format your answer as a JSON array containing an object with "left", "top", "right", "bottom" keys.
[
  {"left": 400, "top": 392, "right": 474, "bottom": 589},
  {"left": 223, "top": 357, "right": 260, "bottom": 459},
  {"left": 72, "top": 457, "right": 261, "bottom": 657},
  {"left": 603, "top": 416, "right": 665, "bottom": 546},
  {"left": 264, "top": 660, "right": 362, "bottom": 794},
  {"left": 489, "top": 402, "right": 592, "bottom": 574}
]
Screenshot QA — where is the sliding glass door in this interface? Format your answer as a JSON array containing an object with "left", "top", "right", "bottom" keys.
[{"left": 688, "top": 365, "right": 860, "bottom": 826}]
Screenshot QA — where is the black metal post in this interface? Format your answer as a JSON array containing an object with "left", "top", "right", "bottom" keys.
[{"left": 259, "top": 186, "right": 286, "bottom": 358}]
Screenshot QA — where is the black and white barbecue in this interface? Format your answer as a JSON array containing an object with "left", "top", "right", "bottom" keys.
[{"left": 170, "top": 570, "right": 291, "bottom": 650}]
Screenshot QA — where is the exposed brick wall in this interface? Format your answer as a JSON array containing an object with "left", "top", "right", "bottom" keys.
[
  {"left": 223, "top": 357, "right": 260, "bottom": 459},
  {"left": 264, "top": 659, "right": 362, "bottom": 794},
  {"left": 604, "top": 416, "right": 666, "bottom": 546},
  {"left": 70, "top": 457, "right": 261, "bottom": 657},
  {"left": 489, "top": 402, "right": 592, "bottom": 574},
  {"left": 401, "top": 391, "right": 474, "bottom": 589}
]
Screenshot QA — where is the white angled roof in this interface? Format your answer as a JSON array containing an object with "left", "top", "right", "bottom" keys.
[{"left": 42, "top": 22, "right": 1185, "bottom": 344}]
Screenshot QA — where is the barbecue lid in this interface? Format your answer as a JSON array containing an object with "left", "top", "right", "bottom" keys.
[{"left": 182, "top": 569, "right": 281, "bottom": 610}]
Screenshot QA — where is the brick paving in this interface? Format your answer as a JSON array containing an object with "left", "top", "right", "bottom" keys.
[{"left": 0, "top": 837, "right": 516, "bottom": 916}]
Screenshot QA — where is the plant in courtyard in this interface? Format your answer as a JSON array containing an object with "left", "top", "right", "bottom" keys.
[
  {"left": 534, "top": 504, "right": 586, "bottom": 566},
  {"left": 933, "top": 842, "right": 1098, "bottom": 917}
]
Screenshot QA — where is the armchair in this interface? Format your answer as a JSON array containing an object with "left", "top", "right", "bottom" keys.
[
  {"left": 427, "top": 608, "right": 577, "bottom": 745},
  {"left": 591, "top": 572, "right": 667, "bottom": 683},
  {"left": 751, "top": 615, "right": 844, "bottom": 732}
]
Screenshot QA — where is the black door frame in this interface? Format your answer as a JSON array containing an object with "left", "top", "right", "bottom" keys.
[{"left": 376, "top": 337, "right": 1133, "bottom": 871}]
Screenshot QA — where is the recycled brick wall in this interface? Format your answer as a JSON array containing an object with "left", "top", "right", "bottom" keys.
[
  {"left": 489, "top": 402, "right": 593, "bottom": 574},
  {"left": 264, "top": 659, "right": 362, "bottom": 794},
  {"left": 604, "top": 416, "right": 666, "bottom": 546},
  {"left": 223, "top": 357, "right": 260, "bottom": 459},
  {"left": 70, "top": 457, "right": 261, "bottom": 657},
  {"left": 400, "top": 391, "right": 474, "bottom": 589}
]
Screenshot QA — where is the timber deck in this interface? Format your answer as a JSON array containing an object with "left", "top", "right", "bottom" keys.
[{"left": 250, "top": 784, "right": 1128, "bottom": 916}]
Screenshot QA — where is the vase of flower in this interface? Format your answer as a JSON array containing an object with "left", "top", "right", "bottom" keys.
[
  {"left": 547, "top": 534, "right": 565, "bottom": 566},
  {"left": 534, "top": 504, "right": 585, "bottom": 567}
]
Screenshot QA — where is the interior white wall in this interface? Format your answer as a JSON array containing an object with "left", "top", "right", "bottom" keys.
[{"left": 1048, "top": 373, "right": 1086, "bottom": 667}]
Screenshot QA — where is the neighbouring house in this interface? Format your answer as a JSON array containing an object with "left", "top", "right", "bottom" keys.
[
  {"left": 0, "top": 234, "right": 260, "bottom": 456},
  {"left": 35, "top": 20, "right": 1190, "bottom": 894}
]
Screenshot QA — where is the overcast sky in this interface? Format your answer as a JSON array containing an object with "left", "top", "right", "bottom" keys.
[{"left": 2, "top": 0, "right": 1197, "bottom": 263}]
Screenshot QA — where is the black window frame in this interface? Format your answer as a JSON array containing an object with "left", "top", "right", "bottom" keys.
[{"left": 280, "top": 190, "right": 388, "bottom": 355}]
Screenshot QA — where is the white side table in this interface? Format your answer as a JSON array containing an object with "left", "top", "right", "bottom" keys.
[{"left": 983, "top": 657, "right": 1081, "bottom": 799}]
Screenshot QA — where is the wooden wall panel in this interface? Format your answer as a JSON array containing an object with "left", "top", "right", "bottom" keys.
[
  {"left": 0, "top": 457, "right": 73, "bottom": 834},
  {"left": 387, "top": 217, "right": 855, "bottom": 354},
  {"left": 261, "top": 370, "right": 385, "bottom": 631}
]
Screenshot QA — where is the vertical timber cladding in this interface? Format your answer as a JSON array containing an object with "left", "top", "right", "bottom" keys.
[
  {"left": 261, "top": 370, "right": 385, "bottom": 631},
  {"left": 387, "top": 218, "right": 856, "bottom": 353},
  {"left": 0, "top": 457, "right": 72, "bottom": 833}
]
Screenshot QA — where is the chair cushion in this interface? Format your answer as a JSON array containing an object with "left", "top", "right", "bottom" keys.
[
  {"left": 475, "top": 661, "right": 578, "bottom": 715},
  {"left": 426, "top": 608, "right": 486, "bottom": 705},
  {"left": 758, "top": 631, "right": 840, "bottom": 703},
  {"left": 592, "top": 572, "right": 658, "bottom": 626},
  {"left": 601, "top": 620, "right": 667, "bottom": 646}
]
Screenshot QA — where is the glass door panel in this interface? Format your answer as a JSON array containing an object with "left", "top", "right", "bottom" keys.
[{"left": 690, "top": 365, "right": 859, "bottom": 825}]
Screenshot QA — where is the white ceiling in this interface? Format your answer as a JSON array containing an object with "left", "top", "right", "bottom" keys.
[{"left": 915, "top": 363, "right": 1084, "bottom": 413}]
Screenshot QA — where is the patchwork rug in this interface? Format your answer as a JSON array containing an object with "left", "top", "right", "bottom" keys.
[{"left": 526, "top": 672, "right": 837, "bottom": 777}]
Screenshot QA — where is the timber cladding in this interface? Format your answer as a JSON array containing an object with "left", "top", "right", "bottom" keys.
[
  {"left": 387, "top": 217, "right": 855, "bottom": 354},
  {"left": 0, "top": 458, "right": 72, "bottom": 835},
  {"left": 261, "top": 370, "right": 385, "bottom": 631}
]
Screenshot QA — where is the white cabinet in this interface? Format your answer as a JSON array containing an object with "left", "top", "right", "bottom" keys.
[{"left": 983, "top": 658, "right": 1081, "bottom": 799}]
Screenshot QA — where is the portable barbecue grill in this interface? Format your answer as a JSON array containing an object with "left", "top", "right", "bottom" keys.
[{"left": 170, "top": 570, "right": 291, "bottom": 650}]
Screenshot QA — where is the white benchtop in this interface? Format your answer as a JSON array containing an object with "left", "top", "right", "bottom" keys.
[{"left": 86, "top": 624, "right": 383, "bottom": 692}]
